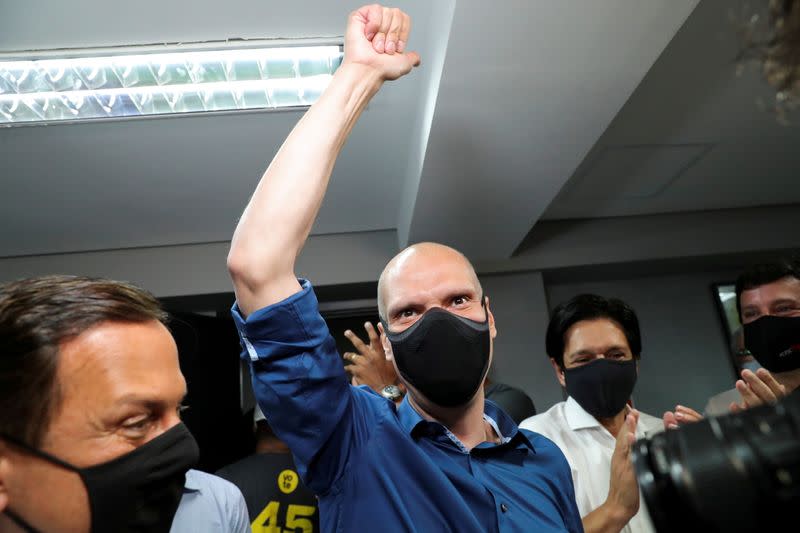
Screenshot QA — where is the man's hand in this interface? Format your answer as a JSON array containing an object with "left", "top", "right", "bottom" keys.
[
  {"left": 343, "top": 322, "right": 399, "bottom": 393},
  {"left": 582, "top": 410, "right": 640, "bottom": 533},
  {"left": 729, "top": 368, "right": 787, "bottom": 413},
  {"left": 607, "top": 410, "right": 640, "bottom": 522},
  {"left": 662, "top": 404, "right": 703, "bottom": 430},
  {"left": 345, "top": 5, "right": 420, "bottom": 81}
]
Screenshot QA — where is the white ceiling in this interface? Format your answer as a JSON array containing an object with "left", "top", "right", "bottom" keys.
[
  {"left": 543, "top": 0, "right": 800, "bottom": 220},
  {"left": 5, "top": 0, "right": 789, "bottom": 268},
  {"left": 0, "top": 0, "right": 439, "bottom": 256}
]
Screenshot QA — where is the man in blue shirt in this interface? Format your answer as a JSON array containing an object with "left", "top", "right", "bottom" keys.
[{"left": 227, "top": 5, "right": 590, "bottom": 532}]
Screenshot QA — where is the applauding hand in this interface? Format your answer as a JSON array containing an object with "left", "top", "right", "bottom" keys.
[{"left": 343, "top": 321, "right": 400, "bottom": 393}]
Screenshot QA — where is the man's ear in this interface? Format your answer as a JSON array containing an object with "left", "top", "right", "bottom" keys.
[
  {"left": 378, "top": 322, "right": 393, "bottom": 361},
  {"left": 549, "top": 357, "right": 566, "bottom": 388},
  {"left": 485, "top": 297, "right": 497, "bottom": 339},
  {"left": 0, "top": 445, "right": 10, "bottom": 512}
]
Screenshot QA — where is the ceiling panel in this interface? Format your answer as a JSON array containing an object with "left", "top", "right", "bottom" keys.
[{"left": 543, "top": 0, "right": 800, "bottom": 221}]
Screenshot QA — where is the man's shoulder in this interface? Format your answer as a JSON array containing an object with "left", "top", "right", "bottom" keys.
[
  {"left": 519, "top": 401, "right": 565, "bottom": 431},
  {"left": 186, "top": 469, "right": 244, "bottom": 500},
  {"left": 518, "top": 428, "right": 560, "bottom": 452},
  {"left": 516, "top": 428, "right": 573, "bottom": 479}
]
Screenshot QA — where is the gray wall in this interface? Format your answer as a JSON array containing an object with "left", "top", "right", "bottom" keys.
[
  {"left": 481, "top": 272, "right": 564, "bottom": 414},
  {"left": 546, "top": 270, "right": 740, "bottom": 417}
]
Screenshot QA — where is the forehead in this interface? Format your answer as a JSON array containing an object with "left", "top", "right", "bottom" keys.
[
  {"left": 383, "top": 251, "right": 478, "bottom": 305},
  {"left": 564, "top": 318, "right": 629, "bottom": 351},
  {"left": 740, "top": 276, "right": 800, "bottom": 307},
  {"left": 54, "top": 321, "right": 184, "bottom": 415}
]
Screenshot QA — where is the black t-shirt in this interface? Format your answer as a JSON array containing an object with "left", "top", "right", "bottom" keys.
[{"left": 217, "top": 452, "right": 319, "bottom": 532}]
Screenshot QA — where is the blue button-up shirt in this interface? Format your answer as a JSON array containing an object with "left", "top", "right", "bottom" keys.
[{"left": 233, "top": 280, "right": 583, "bottom": 533}]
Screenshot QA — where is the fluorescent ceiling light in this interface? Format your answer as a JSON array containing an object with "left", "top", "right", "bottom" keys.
[{"left": 0, "top": 43, "right": 343, "bottom": 125}]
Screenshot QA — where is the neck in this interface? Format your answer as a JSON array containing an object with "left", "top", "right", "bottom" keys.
[
  {"left": 776, "top": 368, "right": 800, "bottom": 392},
  {"left": 409, "top": 389, "right": 497, "bottom": 450},
  {"left": 596, "top": 408, "right": 628, "bottom": 438},
  {"left": 256, "top": 438, "right": 291, "bottom": 454}
]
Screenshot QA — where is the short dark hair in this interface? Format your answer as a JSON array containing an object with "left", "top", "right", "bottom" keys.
[
  {"left": 0, "top": 275, "right": 167, "bottom": 447},
  {"left": 735, "top": 256, "right": 800, "bottom": 320},
  {"left": 546, "top": 294, "right": 642, "bottom": 368}
]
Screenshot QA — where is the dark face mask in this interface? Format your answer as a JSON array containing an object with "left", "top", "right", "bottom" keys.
[
  {"left": 564, "top": 358, "right": 637, "bottom": 419},
  {"left": 744, "top": 315, "right": 800, "bottom": 373},
  {"left": 383, "top": 302, "right": 491, "bottom": 408},
  {"left": 2, "top": 422, "right": 199, "bottom": 533}
]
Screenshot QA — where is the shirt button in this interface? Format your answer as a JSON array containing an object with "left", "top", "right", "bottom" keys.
[{"left": 500, "top": 503, "right": 508, "bottom": 513}]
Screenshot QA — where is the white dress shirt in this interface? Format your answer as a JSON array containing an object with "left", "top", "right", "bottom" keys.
[{"left": 520, "top": 397, "right": 663, "bottom": 533}]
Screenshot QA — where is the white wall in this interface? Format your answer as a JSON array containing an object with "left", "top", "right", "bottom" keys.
[
  {"left": 0, "top": 230, "right": 397, "bottom": 297},
  {"left": 546, "top": 269, "right": 740, "bottom": 417}
]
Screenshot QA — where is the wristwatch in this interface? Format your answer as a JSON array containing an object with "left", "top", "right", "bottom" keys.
[{"left": 380, "top": 385, "right": 404, "bottom": 402}]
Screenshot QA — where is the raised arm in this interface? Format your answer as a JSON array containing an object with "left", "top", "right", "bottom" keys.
[{"left": 227, "top": 5, "right": 420, "bottom": 317}]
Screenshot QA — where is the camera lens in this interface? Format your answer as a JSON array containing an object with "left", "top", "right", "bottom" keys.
[{"left": 632, "top": 391, "right": 800, "bottom": 533}]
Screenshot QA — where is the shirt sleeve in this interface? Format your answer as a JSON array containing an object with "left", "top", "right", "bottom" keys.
[
  {"left": 228, "top": 484, "right": 250, "bottom": 533},
  {"left": 231, "top": 279, "right": 379, "bottom": 494},
  {"left": 560, "top": 463, "right": 585, "bottom": 533}
]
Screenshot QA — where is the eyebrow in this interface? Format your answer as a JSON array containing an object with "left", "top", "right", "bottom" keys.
[
  {"left": 568, "top": 345, "right": 627, "bottom": 359},
  {"left": 741, "top": 298, "right": 799, "bottom": 314},
  {"left": 115, "top": 392, "right": 188, "bottom": 409},
  {"left": 770, "top": 298, "right": 800, "bottom": 307},
  {"left": 387, "top": 289, "right": 479, "bottom": 317},
  {"left": 386, "top": 299, "right": 421, "bottom": 318}
]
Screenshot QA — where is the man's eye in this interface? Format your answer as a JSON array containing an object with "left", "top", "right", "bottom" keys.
[
  {"left": 453, "top": 296, "right": 466, "bottom": 306},
  {"left": 122, "top": 416, "right": 152, "bottom": 433},
  {"left": 400, "top": 309, "right": 415, "bottom": 318}
]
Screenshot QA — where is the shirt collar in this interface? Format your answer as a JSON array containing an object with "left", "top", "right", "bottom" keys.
[
  {"left": 564, "top": 396, "right": 603, "bottom": 431},
  {"left": 564, "top": 396, "right": 649, "bottom": 439},
  {"left": 182, "top": 469, "right": 202, "bottom": 494},
  {"left": 397, "top": 396, "right": 535, "bottom": 452}
]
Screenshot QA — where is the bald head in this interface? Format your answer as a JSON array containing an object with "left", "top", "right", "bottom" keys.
[{"left": 377, "top": 242, "right": 482, "bottom": 322}]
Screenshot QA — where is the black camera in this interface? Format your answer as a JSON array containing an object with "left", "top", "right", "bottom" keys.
[{"left": 632, "top": 391, "right": 800, "bottom": 532}]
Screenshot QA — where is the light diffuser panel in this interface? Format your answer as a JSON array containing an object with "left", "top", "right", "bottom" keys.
[{"left": 0, "top": 44, "right": 343, "bottom": 125}]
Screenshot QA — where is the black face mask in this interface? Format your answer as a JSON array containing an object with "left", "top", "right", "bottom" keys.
[
  {"left": 564, "top": 358, "right": 637, "bottom": 419},
  {"left": 2, "top": 422, "right": 199, "bottom": 533},
  {"left": 744, "top": 315, "right": 800, "bottom": 373},
  {"left": 383, "top": 302, "right": 491, "bottom": 408}
]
